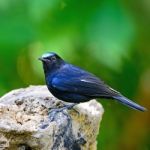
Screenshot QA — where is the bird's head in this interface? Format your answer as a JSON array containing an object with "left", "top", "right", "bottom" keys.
[{"left": 39, "top": 52, "right": 64, "bottom": 74}]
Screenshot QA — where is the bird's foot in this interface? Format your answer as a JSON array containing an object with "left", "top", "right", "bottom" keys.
[
  {"left": 63, "top": 103, "right": 77, "bottom": 110},
  {"left": 47, "top": 104, "right": 77, "bottom": 122},
  {"left": 64, "top": 103, "right": 80, "bottom": 115},
  {"left": 48, "top": 103, "right": 77, "bottom": 115}
]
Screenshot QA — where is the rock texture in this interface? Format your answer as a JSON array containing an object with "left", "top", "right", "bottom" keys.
[{"left": 0, "top": 86, "right": 104, "bottom": 150}]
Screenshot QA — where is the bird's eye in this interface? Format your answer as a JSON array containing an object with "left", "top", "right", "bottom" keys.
[{"left": 51, "top": 56, "right": 56, "bottom": 61}]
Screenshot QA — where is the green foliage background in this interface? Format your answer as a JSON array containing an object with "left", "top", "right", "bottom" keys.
[{"left": 0, "top": 0, "right": 150, "bottom": 149}]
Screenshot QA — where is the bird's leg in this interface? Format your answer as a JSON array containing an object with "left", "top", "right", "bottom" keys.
[
  {"left": 63, "top": 103, "right": 80, "bottom": 114},
  {"left": 46, "top": 103, "right": 78, "bottom": 124},
  {"left": 41, "top": 104, "right": 75, "bottom": 129},
  {"left": 48, "top": 103, "right": 77, "bottom": 115},
  {"left": 63, "top": 103, "right": 77, "bottom": 110}
]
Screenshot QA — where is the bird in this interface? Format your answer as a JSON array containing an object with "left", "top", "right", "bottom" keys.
[{"left": 39, "top": 52, "right": 146, "bottom": 111}]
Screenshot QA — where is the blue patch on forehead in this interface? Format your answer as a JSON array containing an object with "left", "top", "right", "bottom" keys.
[{"left": 42, "top": 52, "right": 55, "bottom": 58}]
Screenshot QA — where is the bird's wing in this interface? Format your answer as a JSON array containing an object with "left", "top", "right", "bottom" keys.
[{"left": 51, "top": 64, "right": 119, "bottom": 97}]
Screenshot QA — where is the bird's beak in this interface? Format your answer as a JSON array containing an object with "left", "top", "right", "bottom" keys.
[
  {"left": 38, "top": 57, "right": 51, "bottom": 63},
  {"left": 38, "top": 57, "right": 46, "bottom": 62}
]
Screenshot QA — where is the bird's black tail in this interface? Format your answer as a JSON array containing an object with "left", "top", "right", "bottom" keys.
[{"left": 113, "top": 95, "right": 147, "bottom": 112}]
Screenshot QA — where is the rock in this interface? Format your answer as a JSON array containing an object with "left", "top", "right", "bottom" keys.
[{"left": 0, "top": 86, "right": 104, "bottom": 150}]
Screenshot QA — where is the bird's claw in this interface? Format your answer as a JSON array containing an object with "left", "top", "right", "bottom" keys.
[{"left": 48, "top": 103, "right": 78, "bottom": 115}]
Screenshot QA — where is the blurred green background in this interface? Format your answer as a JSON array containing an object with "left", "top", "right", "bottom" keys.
[{"left": 0, "top": 0, "right": 150, "bottom": 149}]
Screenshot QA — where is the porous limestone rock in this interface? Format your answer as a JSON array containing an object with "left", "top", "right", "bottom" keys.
[{"left": 0, "top": 86, "right": 104, "bottom": 150}]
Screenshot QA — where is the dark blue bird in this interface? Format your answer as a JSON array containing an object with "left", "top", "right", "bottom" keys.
[{"left": 39, "top": 52, "right": 146, "bottom": 111}]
